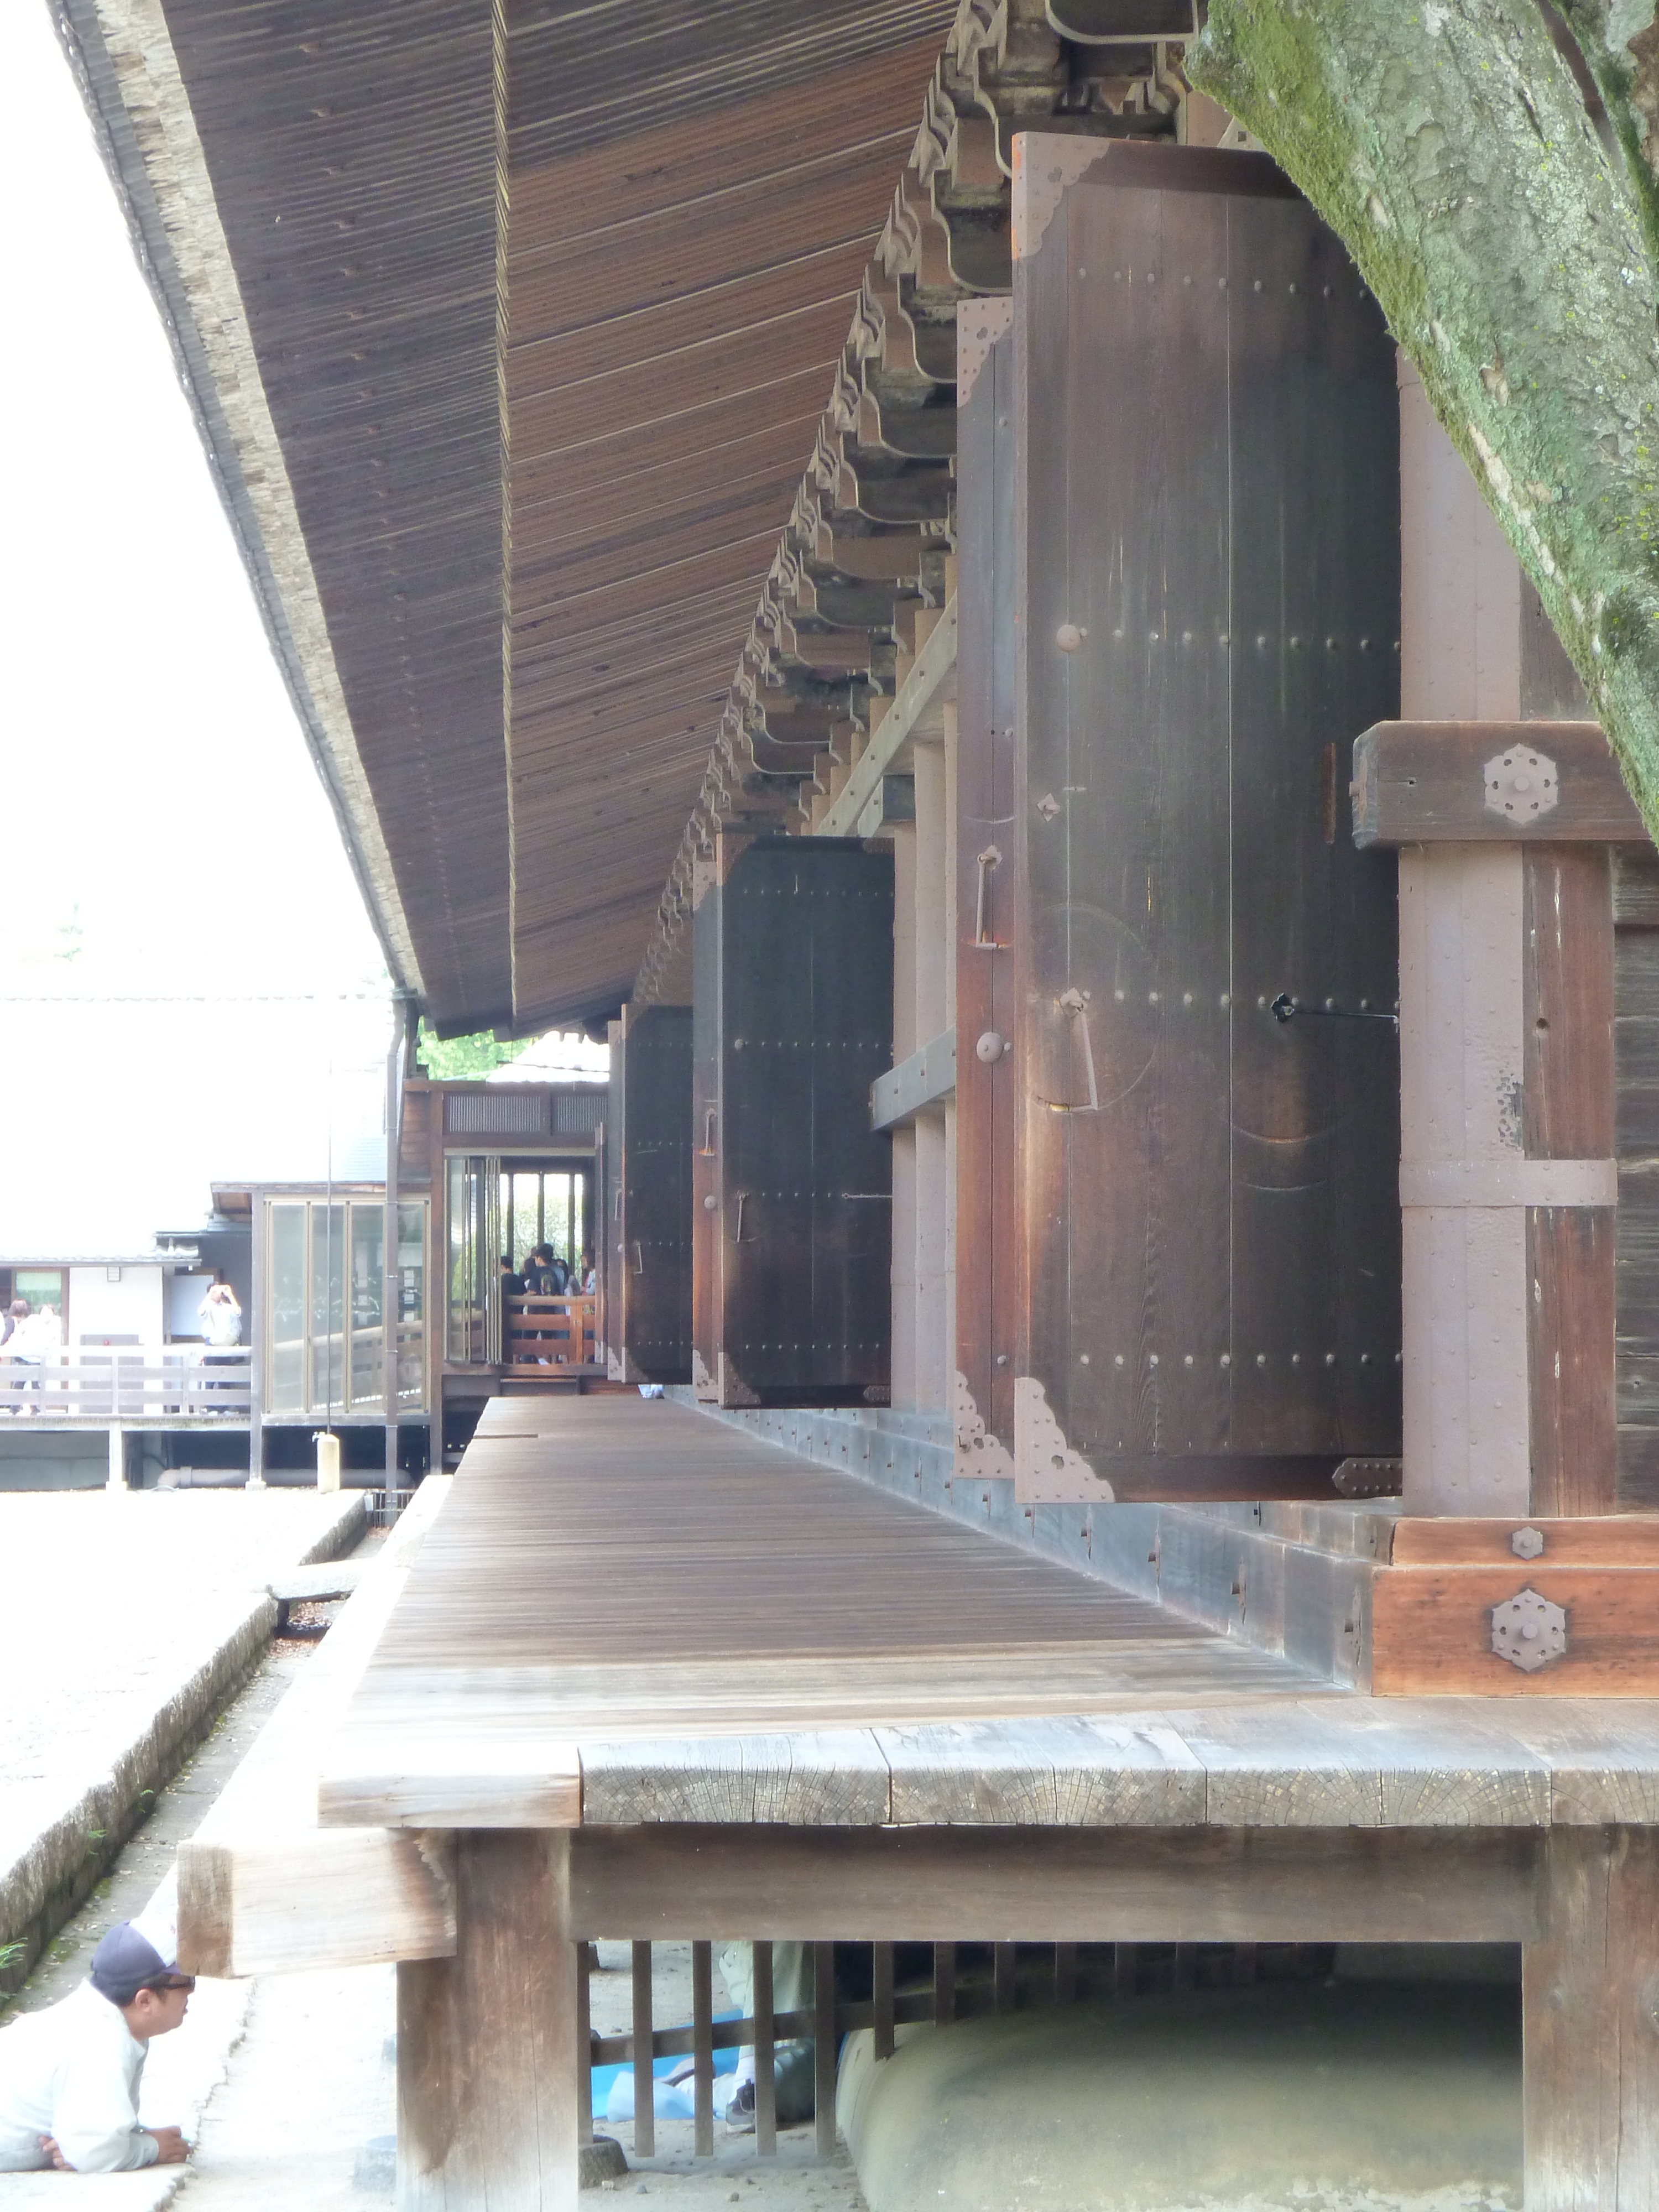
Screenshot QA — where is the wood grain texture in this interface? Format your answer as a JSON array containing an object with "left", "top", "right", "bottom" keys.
[
  {"left": 1506, "top": 1703, "right": 1659, "bottom": 1826},
  {"left": 1372, "top": 1567, "right": 1659, "bottom": 1696},
  {"left": 310, "top": 1400, "right": 1659, "bottom": 1839},
  {"left": 1524, "top": 847, "right": 1618, "bottom": 1515},
  {"left": 953, "top": 320, "right": 1021, "bottom": 1458},
  {"left": 1352, "top": 721, "right": 1642, "bottom": 846},
  {"left": 567, "top": 1823, "right": 1542, "bottom": 1942},
  {"left": 398, "top": 1831, "right": 580, "bottom": 2211},
  {"left": 1390, "top": 1519, "right": 1659, "bottom": 1567},
  {"left": 1013, "top": 148, "right": 1400, "bottom": 1501},
  {"left": 580, "top": 1730, "right": 890, "bottom": 1827},
  {"left": 1524, "top": 1827, "right": 1659, "bottom": 2209},
  {"left": 876, "top": 1715, "right": 1202, "bottom": 1828},
  {"left": 181, "top": 1831, "right": 456, "bottom": 1979}
]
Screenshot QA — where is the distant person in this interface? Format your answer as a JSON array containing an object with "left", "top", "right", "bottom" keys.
[
  {"left": 9, "top": 1301, "right": 58, "bottom": 1412},
  {"left": 0, "top": 1921, "right": 194, "bottom": 2173},
  {"left": 1, "top": 1298, "right": 24, "bottom": 1414},
  {"left": 580, "top": 1250, "right": 597, "bottom": 1295},
  {"left": 499, "top": 1254, "right": 526, "bottom": 1297},
  {"left": 197, "top": 1279, "right": 242, "bottom": 1404},
  {"left": 528, "top": 1245, "right": 568, "bottom": 1296}
]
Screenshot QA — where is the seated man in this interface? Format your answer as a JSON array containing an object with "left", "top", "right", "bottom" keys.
[{"left": 0, "top": 1922, "right": 193, "bottom": 2172}]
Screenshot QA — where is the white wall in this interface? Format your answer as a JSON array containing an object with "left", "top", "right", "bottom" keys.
[{"left": 67, "top": 1266, "right": 165, "bottom": 1344}]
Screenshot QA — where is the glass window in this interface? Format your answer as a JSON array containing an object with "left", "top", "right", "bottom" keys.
[
  {"left": 269, "top": 1206, "right": 305, "bottom": 1413},
  {"left": 348, "top": 1204, "right": 384, "bottom": 1409},
  {"left": 396, "top": 1202, "right": 425, "bottom": 1408},
  {"left": 310, "top": 1202, "right": 346, "bottom": 1413}
]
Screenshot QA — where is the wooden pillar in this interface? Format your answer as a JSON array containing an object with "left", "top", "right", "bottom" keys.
[
  {"left": 1396, "top": 360, "right": 1616, "bottom": 1516},
  {"left": 396, "top": 1830, "right": 580, "bottom": 2210},
  {"left": 914, "top": 740, "right": 950, "bottom": 1415},
  {"left": 1524, "top": 1827, "right": 1659, "bottom": 2208},
  {"left": 890, "top": 820, "right": 919, "bottom": 1411},
  {"left": 953, "top": 301, "right": 1020, "bottom": 1477}
]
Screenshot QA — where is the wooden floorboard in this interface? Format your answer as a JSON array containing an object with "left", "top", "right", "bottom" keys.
[{"left": 317, "top": 1398, "right": 1659, "bottom": 1832}]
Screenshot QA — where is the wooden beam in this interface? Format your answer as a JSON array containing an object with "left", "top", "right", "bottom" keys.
[
  {"left": 567, "top": 1825, "right": 1542, "bottom": 1943},
  {"left": 1352, "top": 721, "right": 1645, "bottom": 847},
  {"left": 179, "top": 1830, "right": 455, "bottom": 1979},
  {"left": 813, "top": 595, "right": 957, "bottom": 838},
  {"left": 870, "top": 1027, "right": 956, "bottom": 1130}
]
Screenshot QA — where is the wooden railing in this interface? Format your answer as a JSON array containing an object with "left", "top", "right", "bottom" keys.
[
  {"left": 504, "top": 1293, "right": 597, "bottom": 1371},
  {"left": 1, "top": 1347, "right": 252, "bottom": 1418}
]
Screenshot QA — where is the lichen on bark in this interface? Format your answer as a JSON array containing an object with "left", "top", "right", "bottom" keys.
[{"left": 1187, "top": 0, "right": 1659, "bottom": 839}]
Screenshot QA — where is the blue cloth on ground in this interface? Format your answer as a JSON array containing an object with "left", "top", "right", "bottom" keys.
[{"left": 593, "top": 2015, "right": 739, "bottom": 2122}]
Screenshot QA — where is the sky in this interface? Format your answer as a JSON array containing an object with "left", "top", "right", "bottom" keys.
[{"left": 0, "top": 3, "right": 601, "bottom": 1253}]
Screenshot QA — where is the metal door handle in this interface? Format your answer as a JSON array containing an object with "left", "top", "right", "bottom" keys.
[
  {"left": 734, "top": 1192, "right": 749, "bottom": 1244},
  {"left": 1055, "top": 988, "right": 1099, "bottom": 1114},
  {"left": 700, "top": 1108, "right": 717, "bottom": 1156},
  {"left": 973, "top": 846, "right": 1005, "bottom": 949},
  {"left": 632, "top": 1241, "right": 644, "bottom": 1275}
]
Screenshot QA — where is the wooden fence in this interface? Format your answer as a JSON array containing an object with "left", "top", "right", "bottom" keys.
[
  {"left": 1, "top": 1347, "right": 252, "bottom": 1418},
  {"left": 503, "top": 1293, "right": 597, "bottom": 1371},
  {"left": 592, "top": 1937, "right": 1327, "bottom": 2161}
]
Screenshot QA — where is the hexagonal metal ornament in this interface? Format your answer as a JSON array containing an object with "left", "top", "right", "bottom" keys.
[
  {"left": 1484, "top": 747, "right": 1558, "bottom": 823},
  {"left": 1510, "top": 1526, "right": 1546, "bottom": 1560},
  {"left": 1490, "top": 1586, "right": 1567, "bottom": 1672}
]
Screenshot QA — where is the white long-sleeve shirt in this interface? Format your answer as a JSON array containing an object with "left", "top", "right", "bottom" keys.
[{"left": 0, "top": 1980, "right": 158, "bottom": 2172}]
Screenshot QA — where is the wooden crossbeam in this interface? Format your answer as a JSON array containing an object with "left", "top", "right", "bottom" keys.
[{"left": 1352, "top": 720, "right": 1646, "bottom": 846}]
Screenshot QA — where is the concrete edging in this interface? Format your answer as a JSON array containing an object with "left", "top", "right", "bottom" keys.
[{"left": 1, "top": 1494, "right": 366, "bottom": 1992}]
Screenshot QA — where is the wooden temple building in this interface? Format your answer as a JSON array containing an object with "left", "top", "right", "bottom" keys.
[{"left": 59, "top": 0, "right": 1659, "bottom": 2202}]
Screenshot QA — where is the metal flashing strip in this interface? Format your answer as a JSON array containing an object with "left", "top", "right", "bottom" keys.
[
  {"left": 870, "top": 1029, "right": 957, "bottom": 1131},
  {"left": 815, "top": 597, "right": 958, "bottom": 840},
  {"left": 1400, "top": 1158, "right": 1617, "bottom": 1207}
]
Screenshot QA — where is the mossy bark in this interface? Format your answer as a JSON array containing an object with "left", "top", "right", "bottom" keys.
[{"left": 1187, "top": 0, "right": 1659, "bottom": 838}]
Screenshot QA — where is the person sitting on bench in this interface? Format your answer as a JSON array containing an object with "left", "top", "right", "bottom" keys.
[{"left": 0, "top": 1922, "right": 194, "bottom": 2172}]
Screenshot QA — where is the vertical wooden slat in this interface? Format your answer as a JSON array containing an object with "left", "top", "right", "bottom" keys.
[
  {"left": 630, "top": 1939, "right": 654, "bottom": 2161},
  {"left": 1053, "top": 1942, "right": 1077, "bottom": 2007},
  {"left": 994, "top": 1943, "right": 1017, "bottom": 2013},
  {"left": 691, "top": 1940, "right": 714, "bottom": 2158},
  {"left": 813, "top": 1941, "right": 837, "bottom": 2158},
  {"left": 753, "top": 1939, "right": 776, "bottom": 2159},
  {"left": 575, "top": 1938, "right": 593, "bottom": 2148},
  {"left": 873, "top": 1942, "right": 895, "bottom": 2060},
  {"left": 933, "top": 1942, "right": 956, "bottom": 2024}
]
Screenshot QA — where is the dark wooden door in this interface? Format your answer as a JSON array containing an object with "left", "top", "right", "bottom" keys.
[
  {"left": 613, "top": 1004, "right": 692, "bottom": 1383},
  {"left": 695, "top": 836, "right": 894, "bottom": 1407},
  {"left": 1014, "top": 144, "right": 1402, "bottom": 1499}
]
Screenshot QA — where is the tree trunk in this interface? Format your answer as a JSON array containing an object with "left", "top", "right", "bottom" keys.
[{"left": 1187, "top": 0, "right": 1659, "bottom": 841}]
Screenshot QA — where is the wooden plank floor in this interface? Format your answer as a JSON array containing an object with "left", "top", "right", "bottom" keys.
[{"left": 317, "top": 1397, "right": 1659, "bottom": 1832}]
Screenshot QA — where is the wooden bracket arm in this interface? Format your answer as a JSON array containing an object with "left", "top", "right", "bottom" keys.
[{"left": 1352, "top": 721, "right": 1646, "bottom": 848}]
